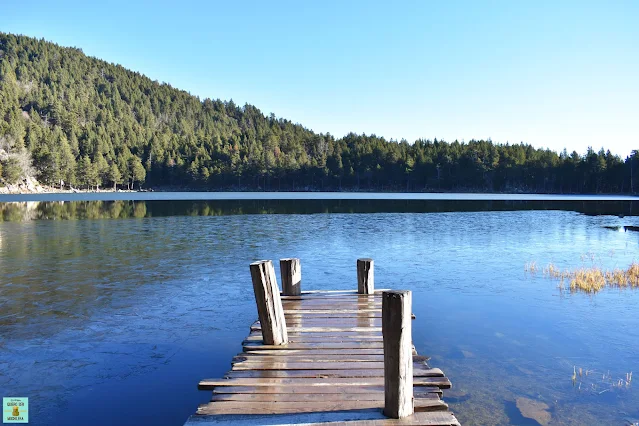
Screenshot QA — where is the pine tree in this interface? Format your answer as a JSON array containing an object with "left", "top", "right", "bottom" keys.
[
  {"left": 129, "top": 157, "right": 146, "bottom": 189},
  {"left": 108, "top": 162, "right": 121, "bottom": 190}
]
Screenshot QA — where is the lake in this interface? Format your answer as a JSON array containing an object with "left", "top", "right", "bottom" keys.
[{"left": 1, "top": 194, "right": 638, "bottom": 425}]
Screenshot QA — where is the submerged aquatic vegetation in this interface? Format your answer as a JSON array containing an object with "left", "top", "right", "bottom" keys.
[
  {"left": 524, "top": 261, "right": 538, "bottom": 273},
  {"left": 543, "top": 263, "right": 571, "bottom": 280},
  {"left": 571, "top": 366, "right": 633, "bottom": 394},
  {"left": 528, "top": 261, "right": 639, "bottom": 293}
]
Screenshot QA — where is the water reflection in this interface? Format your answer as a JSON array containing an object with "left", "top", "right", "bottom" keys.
[
  {"left": 0, "top": 203, "right": 638, "bottom": 425},
  {"left": 1, "top": 199, "right": 639, "bottom": 221}
]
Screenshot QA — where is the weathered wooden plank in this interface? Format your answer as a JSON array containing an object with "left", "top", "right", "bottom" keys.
[
  {"left": 252, "top": 333, "right": 383, "bottom": 339},
  {"left": 267, "top": 320, "right": 383, "bottom": 326},
  {"left": 233, "top": 354, "right": 431, "bottom": 364},
  {"left": 280, "top": 294, "right": 383, "bottom": 298},
  {"left": 210, "top": 386, "right": 444, "bottom": 397},
  {"left": 306, "top": 411, "right": 461, "bottom": 426},
  {"left": 265, "top": 325, "right": 382, "bottom": 332},
  {"left": 269, "top": 326, "right": 382, "bottom": 332},
  {"left": 225, "top": 368, "right": 443, "bottom": 379},
  {"left": 229, "top": 361, "right": 438, "bottom": 373},
  {"left": 282, "top": 313, "right": 416, "bottom": 321},
  {"left": 281, "top": 305, "right": 383, "bottom": 309},
  {"left": 273, "top": 329, "right": 383, "bottom": 334},
  {"left": 244, "top": 342, "right": 384, "bottom": 350},
  {"left": 281, "top": 302, "right": 382, "bottom": 307},
  {"left": 243, "top": 342, "right": 417, "bottom": 352},
  {"left": 246, "top": 332, "right": 383, "bottom": 341},
  {"left": 278, "top": 309, "right": 382, "bottom": 313},
  {"left": 281, "top": 309, "right": 382, "bottom": 314},
  {"left": 280, "top": 309, "right": 382, "bottom": 313},
  {"left": 198, "top": 376, "right": 451, "bottom": 389},
  {"left": 280, "top": 306, "right": 383, "bottom": 310},
  {"left": 243, "top": 339, "right": 384, "bottom": 345},
  {"left": 233, "top": 354, "right": 387, "bottom": 362},
  {"left": 227, "top": 363, "right": 437, "bottom": 373},
  {"left": 277, "top": 330, "right": 384, "bottom": 336},
  {"left": 284, "top": 289, "right": 388, "bottom": 295},
  {"left": 280, "top": 297, "right": 383, "bottom": 302},
  {"left": 281, "top": 302, "right": 382, "bottom": 305},
  {"left": 275, "top": 314, "right": 382, "bottom": 319},
  {"left": 250, "top": 328, "right": 384, "bottom": 335},
  {"left": 282, "top": 298, "right": 382, "bottom": 302},
  {"left": 210, "top": 392, "right": 441, "bottom": 403},
  {"left": 185, "top": 411, "right": 459, "bottom": 425},
  {"left": 282, "top": 305, "right": 383, "bottom": 309},
  {"left": 225, "top": 370, "right": 384, "bottom": 379},
  {"left": 243, "top": 349, "right": 386, "bottom": 356},
  {"left": 250, "top": 260, "right": 288, "bottom": 345},
  {"left": 281, "top": 301, "right": 381, "bottom": 305},
  {"left": 304, "top": 411, "right": 460, "bottom": 426},
  {"left": 283, "top": 314, "right": 383, "bottom": 319},
  {"left": 244, "top": 336, "right": 383, "bottom": 343},
  {"left": 196, "top": 398, "right": 447, "bottom": 415},
  {"left": 280, "top": 319, "right": 383, "bottom": 323}
]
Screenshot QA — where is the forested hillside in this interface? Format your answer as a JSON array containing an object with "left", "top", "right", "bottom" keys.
[{"left": 0, "top": 32, "right": 637, "bottom": 193}]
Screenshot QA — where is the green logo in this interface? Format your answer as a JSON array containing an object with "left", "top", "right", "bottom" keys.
[{"left": 3, "top": 398, "right": 28, "bottom": 423}]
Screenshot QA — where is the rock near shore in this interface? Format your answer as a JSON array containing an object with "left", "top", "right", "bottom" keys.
[{"left": 0, "top": 176, "right": 46, "bottom": 194}]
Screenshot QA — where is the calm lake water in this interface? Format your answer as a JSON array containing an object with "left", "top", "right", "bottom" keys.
[{"left": 1, "top": 195, "right": 639, "bottom": 425}]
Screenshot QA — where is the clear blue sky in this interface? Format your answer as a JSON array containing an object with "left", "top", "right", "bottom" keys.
[{"left": 2, "top": 0, "right": 637, "bottom": 156}]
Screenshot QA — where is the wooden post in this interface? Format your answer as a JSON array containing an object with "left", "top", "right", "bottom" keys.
[
  {"left": 382, "top": 290, "right": 413, "bottom": 419},
  {"left": 249, "top": 260, "right": 288, "bottom": 345},
  {"left": 280, "top": 258, "right": 301, "bottom": 296},
  {"left": 357, "top": 258, "right": 374, "bottom": 294}
]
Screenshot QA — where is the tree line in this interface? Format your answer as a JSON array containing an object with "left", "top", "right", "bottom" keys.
[{"left": 0, "top": 32, "right": 637, "bottom": 193}]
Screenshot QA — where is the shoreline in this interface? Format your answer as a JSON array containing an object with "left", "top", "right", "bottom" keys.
[
  {"left": 2, "top": 180, "right": 638, "bottom": 202},
  {"left": 3, "top": 174, "right": 638, "bottom": 199},
  {"left": 1, "top": 190, "right": 638, "bottom": 203}
]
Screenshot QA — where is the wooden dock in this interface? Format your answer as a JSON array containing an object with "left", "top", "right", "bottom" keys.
[{"left": 185, "top": 259, "right": 460, "bottom": 425}]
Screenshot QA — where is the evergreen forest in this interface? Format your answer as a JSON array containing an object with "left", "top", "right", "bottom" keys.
[{"left": 1, "top": 32, "right": 637, "bottom": 193}]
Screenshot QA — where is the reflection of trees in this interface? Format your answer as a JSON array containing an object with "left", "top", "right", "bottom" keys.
[
  {"left": 109, "top": 200, "right": 124, "bottom": 219},
  {"left": 0, "top": 199, "right": 638, "bottom": 222},
  {"left": 0, "top": 201, "right": 152, "bottom": 221},
  {"left": 133, "top": 202, "right": 147, "bottom": 218}
]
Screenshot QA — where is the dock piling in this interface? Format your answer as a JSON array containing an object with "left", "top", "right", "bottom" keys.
[
  {"left": 382, "top": 290, "right": 414, "bottom": 419},
  {"left": 249, "top": 260, "right": 288, "bottom": 345},
  {"left": 280, "top": 258, "right": 301, "bottom": 296},
  {"left": 357, "top": 258, "right": 375, "bottom": 294}
]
